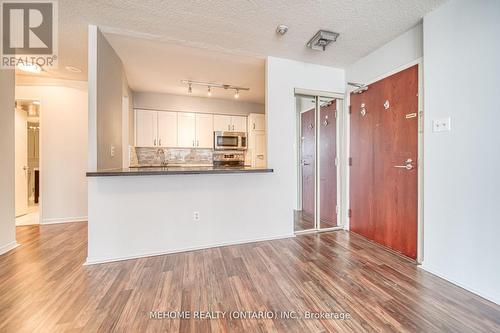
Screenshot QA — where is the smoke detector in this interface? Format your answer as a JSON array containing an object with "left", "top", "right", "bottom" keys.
[
  {"left": 306, "top": 30, "right": 339, "bottom": 51},
  {"left": 276, "top": 24, "right": 288, "bottom": 35}
]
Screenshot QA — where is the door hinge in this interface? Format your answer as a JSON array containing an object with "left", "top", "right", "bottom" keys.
[
  {"left": 336, "top": 205, "right": 340, "bottom": 215},
  {"left": 348, "top": 157, "right": 352, "bottom": 166},
  {"left": 348, "top": 209, "right": 352, "bottom": 218},
  {"left": 334, "top": 156, "right": 338, "bottom": 166},
  {"left": 348, "top": 105, "right": 352, "bottom": 114},
  {"left": 334, "top": 110, "right": 337, "bottom": 118}
]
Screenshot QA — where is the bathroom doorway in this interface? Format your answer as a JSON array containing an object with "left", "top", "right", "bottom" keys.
[{"left": 15, "top": 99, "right": 40, "bottom": 226}]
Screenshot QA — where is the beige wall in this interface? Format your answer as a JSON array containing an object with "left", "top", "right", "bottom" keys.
[
  {"left": 0, "top": 70, "right": 17, "bottom": 254},
  {"left": 97, "top": 29, "right": 123, "bottom": 169},
  {"left": 16, "top": 81, "right": 88, "bottom": 223},
  {"left": 133, "top": 91, "right": 265, "bottom": 115}
]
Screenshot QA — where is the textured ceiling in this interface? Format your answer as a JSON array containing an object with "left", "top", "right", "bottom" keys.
[
  {"left": 104, "top": 33, "right": 265, "bottom": 103},
  {"left": 18, "top": 0, "right": 446, "bottom": 85}
]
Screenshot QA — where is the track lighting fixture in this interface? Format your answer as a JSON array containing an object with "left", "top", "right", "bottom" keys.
[{"left": 181, "top": 80, "right": 249, "bottom": 98}]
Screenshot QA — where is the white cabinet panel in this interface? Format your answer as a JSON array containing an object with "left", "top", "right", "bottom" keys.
[
  {"left": 248, "top": 113, "right": 265, "bottom": 131},
  {"left": 214, "top": 115, "right": 232, "bottom": 132},
  {"left": 253, "top": 131, "right": 267, "bottom": 168},
  {"left": 195, "top": 113, "right": 214, "bottom": 148},
  {"left": 157, "top": 111, "right": 177, "bottom": 147},
  {"left": 135, "top": 110, "right": 157, "bottom": 147},
  {"left": 177, "top": 112, "right": 196, "bottom": 148},
  {"left": 231, "top": 116, "right": 247, "bottom": 132}
]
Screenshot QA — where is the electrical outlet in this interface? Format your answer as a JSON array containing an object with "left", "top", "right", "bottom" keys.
[
  {"left": 193, "top": 211, "right": 200, "bottom": 221},
  {"left": 110, "top": 145, "right": 115, "bottom": 157},
  {"left": 432, "top": 117, "right": 451, "bottom": 132}
]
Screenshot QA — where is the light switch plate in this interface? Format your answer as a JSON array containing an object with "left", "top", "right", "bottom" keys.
[{"left": 432, "top": 117, "right": 451, "bottom": 132}]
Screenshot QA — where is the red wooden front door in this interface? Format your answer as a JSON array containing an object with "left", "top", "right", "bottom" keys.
[{"left": 350, "top": 65, "right": 418, "bottom": 259}]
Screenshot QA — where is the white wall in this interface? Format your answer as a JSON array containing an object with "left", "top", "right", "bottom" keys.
[
  {"left": 422, "top": 0, "right": 500, "bottom": 304},
  {"left": 16, "top": 81, "right": 88, "bottom": 224},
  {"left": 133, "top": 92, "right": 265, "bottom": 115},
  {"left": 0, "top": 70, "right": 17, "bottom": 255},
  {"left": 87, "top": 56, "right": 345, "bottom": 263},
  {"left": 346, "top": 23, "right": 422, "bottom": 84}
]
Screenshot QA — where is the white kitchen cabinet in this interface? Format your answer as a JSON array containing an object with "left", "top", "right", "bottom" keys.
[
  {"left": 231, "top": 116, "right": 247, "bottom": 132},
  {"left": 195, "top": 113, "right": 214, "bottom": 148},
  {"left": 135, "top": 110, "right": 158, "bottom": 147},
  {"left": 177, "top": 112, "right": 197, "bottom": 148},
  {"left": 157, "top": 111, "right": 177, "bottom": 147},
  {"left": 213, "top": 114, "right": 247, "bottom": 132},
  {"left": 213, "top": 115, "right": 232, "bottom": 132},
  {"left": 252, "top": 131, "right": 267, "bottom": 168},
  {"left": 248, "top": 113, "right": 265, "bottom": 131}
]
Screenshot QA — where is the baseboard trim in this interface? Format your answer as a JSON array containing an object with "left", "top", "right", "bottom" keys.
[
  {"left": 420, "top": 264, "right": 500, "bottom": 306},
  {"left": 0, "top": 241, "right": 20, "bottom": 256},
  {"left": 41, "top": 216, "right": 88, "bottom": 225},
  {"left": 85, "top": 233, "right": 295, "bottom": 266}
]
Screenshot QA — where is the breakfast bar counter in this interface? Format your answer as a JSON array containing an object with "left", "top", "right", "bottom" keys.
[{"left": 86, "top": 166, "right": 274, "bottom": 177}]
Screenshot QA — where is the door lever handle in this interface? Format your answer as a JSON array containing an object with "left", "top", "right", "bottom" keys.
[{"left": 394, "top": 164, "right": 413, "bottom": 170}]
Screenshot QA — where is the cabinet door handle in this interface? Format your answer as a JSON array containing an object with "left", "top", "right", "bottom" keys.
[
  {"left": 253, "top": 123, "right": 256, "bottom": 130},
  {"left": 159, "top": 139, "right": 162, "bottom": 146},
  {"left": 192, "top": 140, "right": 195, "bottom": 147},
  {"left": 197, "top": 140, "right": 199, "bottom": 147},
  {"left": 154, "top": 139, "right": 157, "bottom": 146},
  {"left": 228, "top": 124, "right": 230, "bottom": 131},
  {"left": 232, "top": 125, "right": 235, "bottom": 131}
]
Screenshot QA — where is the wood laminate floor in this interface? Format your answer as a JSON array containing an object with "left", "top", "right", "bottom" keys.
[{"left": 0, "top": 223, "right": 499, "bottom": 332}]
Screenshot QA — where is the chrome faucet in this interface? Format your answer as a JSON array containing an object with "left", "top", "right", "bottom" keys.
[{"left": 156, "top": 148, "right": 167, "bottom": 166}]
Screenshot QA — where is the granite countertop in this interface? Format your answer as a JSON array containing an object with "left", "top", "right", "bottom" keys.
[{"left": 86, "top": 166, "right": 274, "bottom": 177}]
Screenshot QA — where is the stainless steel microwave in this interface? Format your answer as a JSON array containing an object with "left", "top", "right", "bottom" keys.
[{"left": 214, "top": 131, "right": 247, "bottom": 150}]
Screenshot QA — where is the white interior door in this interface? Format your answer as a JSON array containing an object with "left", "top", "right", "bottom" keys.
[
  {"left": 157, "top": 111, "right": 178, "bottom": 147},
  {"left": 135, "top": 110, "right": 157, "bottom": 147},
  {"left": 15, "top": 108, "right": 28, "bottom": 217},
  {"left": 195, "top": 113, "right": 214, "bottom": 148},
  {"left": 231, "top": 116, "right": 247, "bottom": 132},
  {"left": 177, "top": 112, "right": 196, "bottom": 147}
]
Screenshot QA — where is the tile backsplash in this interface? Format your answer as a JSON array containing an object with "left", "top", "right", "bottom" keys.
[{"left": 130, "top": 146, "right": 213, "bottom": 166}]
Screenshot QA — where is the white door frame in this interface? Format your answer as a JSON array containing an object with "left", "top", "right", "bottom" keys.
[{"left": 343, "top": 58, "right": 424, "bottom": 263}]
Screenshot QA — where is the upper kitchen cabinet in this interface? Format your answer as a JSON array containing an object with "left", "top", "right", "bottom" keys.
[
  {"left": 135, "top": 109, "right": 177, "bottom": 147},
  {"left": 177, "top": 112, "right": 214, "bottom": 148},
  {"left": 195, "top": 113, "right": 214, "bottom": 148},
  {"left": 213, "top": 114, "right": 247, "bottom": 132},
  {"left": 213, "top": 115, "right": 232, "bottom": 132},
  {"left": 177, "top": 112, "right": 197, "bottom": 148},
  {"left": 135, "top": 109, "right": 158, "bottom": 147},
  {"left": 231, "top": 116, "right": 247, "bottom": 132},
  {"left": 248, "top": 113, "right": 265, "bottom": 131},
  {"left": 157, "top": 112, "right": 178, "bottom": 147}
]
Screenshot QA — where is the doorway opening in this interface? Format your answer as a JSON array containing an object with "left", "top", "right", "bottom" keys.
[
  {"left": 294, "top": 92, "right": 343, "bottom": 233},
  {"left": 15, "top": 99, "right": 40, "bottom": 226}
]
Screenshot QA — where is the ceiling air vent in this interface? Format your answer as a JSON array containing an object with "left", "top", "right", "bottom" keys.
[{"left": 306, "top": 30, "right": 339, "bottom": 51}]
